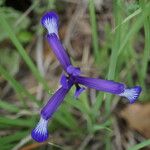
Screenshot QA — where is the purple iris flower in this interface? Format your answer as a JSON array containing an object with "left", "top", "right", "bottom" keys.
[{"left": 31, "top": 11, "right": 142, "bottom": 142}]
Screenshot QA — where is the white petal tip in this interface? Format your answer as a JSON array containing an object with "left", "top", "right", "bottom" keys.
[
  {"left": 119, "top": 86, "right": 142, "bottom": 104},
  {"left": 31, "top": 117, "right": 49, "bottom": 142},
  {"left": 41, "top": 11, "right": 59, "bottom": 36}
]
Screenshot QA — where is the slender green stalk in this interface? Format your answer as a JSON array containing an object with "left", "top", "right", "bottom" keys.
[
  {"left": 0, "top": 117, "right": 34, "bottom": 127},
  {"left": 0, "top": 99, "right": 20, "bottom": 113},
  {"left": 105, "top": 1, "right": 150, "bottom": 113},
  {"left": 112, "top": 8, "right": 142, "bottom": 32},
  {"left": 140, "top": 1, "right": 150, "bottom": 87},
  {"left": 124, "top": 48, "right": 134, "bottom": 86},
  {"left": 0, "top": 14, "right": 49, "bottom": 92},
  {"left": 88, "top": 0, "right": 100, "bottom": 62},
  {"left": 105, "top": 0, "right": 122, "bottom": 114},
  {"left": 0, "top": 65, "right": 27, "bottom": 106},
  {"left": 128, "top": 139, "right": 150, "bottom": 150},
  {"left": 105, "top": 134, "right": 111, "bottom": 150},
  {"left": 0, "top": 131, "right": 28, "bottom": 145},
  {"left": 92, "top": 93, "right": 103, "bottom": 118},
  {"left": 118, "top": 2, "right": 150, "bottom": 55},
  {"left": 141, "top": 19, "right": 150, "bottom": 85}
]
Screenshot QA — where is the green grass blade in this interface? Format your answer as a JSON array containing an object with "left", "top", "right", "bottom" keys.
[
  {"left": 67, "top": 88, "right": 90, "bottom": 114},
  {"left": 0, "top": 117, "right": 34, "bottom": 127},
  {"left": 92, "top": 120, "right": 112, "bottom": 132},
  {"left": 118, "top": 2, "right": 150, "bottom": 55},
  {"left": 105, "top": 0, "right": 123, "bottom": 114},
  {"left": 0, "top": 99, "right": 20, "bottom": 113},
  {"left": 0, "top": 65, "right": 26, "bottom": 106},
  {"left": 88, "top": 0, "right": 100, "bottom": 62},
  {"left": 0, "top": 131, "right": 28, "bottom": 145},
  {"left": 0, "top": 144, "right": 14, "bottom": 150},
  {"left": 58, "top": 105, "right": 79, "bottom": 130},
  {"left": 66, "top": 97, "right": 89, "bottom": 115},
  {"left": 128, "top": 139, "right": 150, "bottom": 150},
  {"left": 92, "top": 93, "right": 103, "bottom": 118},
  {"left": 0, "top": 14, "right": 49, "bottom": 92},
  {"left": 112, "top": 8, "right": 142, "bottom": 32},
  {"left": 0, "top": 65, "right": 39, "bottom": 106},
  {"left": 140, "top": 1, "right": 150, "bottom": 87},
  {"left": 54, "top": 113, "right": 75, "bottom": 130}
]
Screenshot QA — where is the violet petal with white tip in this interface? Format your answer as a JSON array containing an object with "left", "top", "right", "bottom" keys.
[
  {"left": 41, "top": 11, "right": 59, "bottom": 37},
  {"left": 118, "top": 86, "right": 142, "bottom": 104},
  {"left": 31, "top": 117, "right": 49, "bottom": 143}
]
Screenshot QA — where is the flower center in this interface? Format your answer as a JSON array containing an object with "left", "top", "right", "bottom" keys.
[{"left": 67, "top": 65, "right": 81, "bottom": 76}]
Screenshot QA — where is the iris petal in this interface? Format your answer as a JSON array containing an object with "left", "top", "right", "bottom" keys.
[
  {"left": 60, "top": 74, "right": 68, "bottom": 89},
  {"left": 41, "top": 79, "right": 74, "bottom": 120},
  {"left": 47, "top": 33, "right": 72, "bottom": 72},
  {"left": 75, "top": 76, "right": 125, "bottom": 94}
]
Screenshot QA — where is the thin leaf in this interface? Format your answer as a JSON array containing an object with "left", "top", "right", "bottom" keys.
[
  {"left": 0, "top": 99, "right": 20, "bottom": 113},
  {"left": 128, "top": 139, "right": 150, "bottom": 150},
  {"left": 88, "top": 0, "right": 100, "bottom": 63},
  {"left": 0, "top": 131, "right": 28, "bottom": 145},
  {"left": 0, "top": 117, "right": 34, "bottom": 127}
]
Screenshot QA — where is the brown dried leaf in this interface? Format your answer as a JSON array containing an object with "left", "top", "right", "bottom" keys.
[
  {"left": 120, "top": 103, "right": 150, "bottom": 138},
  {"left": 20, "top": 142, "right": 46, "bottom": 150}
]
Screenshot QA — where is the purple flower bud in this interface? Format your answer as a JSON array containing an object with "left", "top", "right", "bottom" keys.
[
  {"left": 47, "top": 33, "right": 72, "bottom": 72},
  {"left": 31, "top": 117, "right": 49, "bottom": 143},
  {"left": 75, "top": 76, "right": 124, "bottom": 94},
  {"left": 118, "top": 86, "right": 142, "bottom": 103},
  {"left": 41, "top": 11, "right": 59, "bottom": 37}
]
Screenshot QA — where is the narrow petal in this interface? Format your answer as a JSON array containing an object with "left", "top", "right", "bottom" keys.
[
  {"left": 60, "top": 74, "right": 68, "bottom": 89},
  {"left": 118, "top": 86, "right": 142, "bottom": 104},
  {"left": 75, "top": 76, "right": 125, "bottom": 94},
  {"left": 41, "top": 11, "right": 59, "bottom": 37},
  {"left": 47, "top": 33, "right": 72, "bottom": 72},
  {"left": 74, "top": 85, "right": 86, "bottom": 98},
  {"left": 31, "top": 117, "right": 49, "bottom": 142},
  {"left": 41, "top": 79, "right": 74, "bottom": 120},
  {"left": 67, "top": 65, "right": 81, "bottom": 76}
]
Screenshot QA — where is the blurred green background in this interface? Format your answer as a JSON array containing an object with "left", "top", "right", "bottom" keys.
[{"left": 0, "top": 0, "right": 150, "bottom": 149}]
